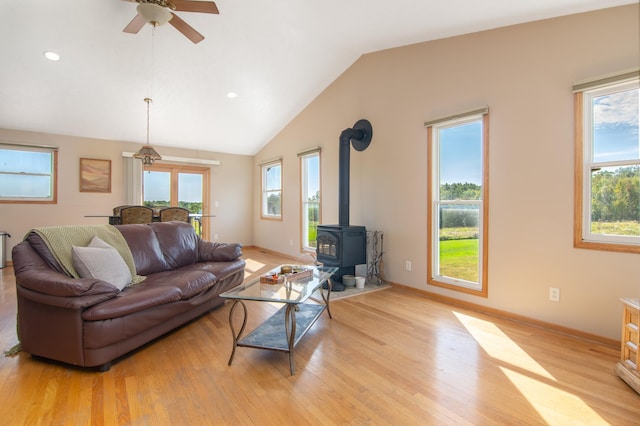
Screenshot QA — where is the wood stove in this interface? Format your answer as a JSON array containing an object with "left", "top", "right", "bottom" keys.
[
  {"left": 316, "top": 119, "right": 372, "bottom": 290},
  {"left": 316, "top": 224, "right": 366, "bottom": 283}
]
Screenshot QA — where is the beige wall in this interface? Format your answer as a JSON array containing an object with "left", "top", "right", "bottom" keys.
[
  {"left": 0, "top": 128, "right": 254, "bottom": 256},
  {"left": 253, "top": 5, "right": 640, "bottom": 340}
]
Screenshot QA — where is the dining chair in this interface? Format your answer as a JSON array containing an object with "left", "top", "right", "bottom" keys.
[
  {"left": 120, "top": 206, "right": 154, "bottom": 224},
  {"left": 159, "top": 207, "right": 190, "bottom": 223},
  {"left": 112, "top": 205, "right": 132, "bottom": 216}
]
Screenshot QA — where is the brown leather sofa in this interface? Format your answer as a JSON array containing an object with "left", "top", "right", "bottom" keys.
[{"left": 11, "top": 221, "right": 245, "bottom": 371}]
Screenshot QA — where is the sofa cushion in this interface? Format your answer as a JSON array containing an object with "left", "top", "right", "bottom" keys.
[
  {"left": 142, "top": 269, "right": 218, "bottom": 300},
  {"left": 72, "top": 236, "right": 131, "bottom": 290},
  {"left": 198, "top": 241, "right": 243, "bottom": 262},
  {"left": 186, "top": 260, "right": 246, "bottom": 282},
  {"left": 81, "top": 268, "right": 217, "bottom": 322},
  {"left": 150, "top": 222, "right": 199, "bottom": 270},
  {"left": 82, "top": 285, "right": 182, "bottom": 321},
  {"left": 115, "top": 224, "right": 168, "bottom": 275}
]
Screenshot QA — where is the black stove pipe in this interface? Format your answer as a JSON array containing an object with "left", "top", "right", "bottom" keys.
[{"left": 338, "top": 119, "right": 373, "bottom": 226}]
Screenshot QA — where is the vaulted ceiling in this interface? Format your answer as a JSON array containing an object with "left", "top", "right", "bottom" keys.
[{"left": 0, "top": 1, "right": 634, "bottom": 155}]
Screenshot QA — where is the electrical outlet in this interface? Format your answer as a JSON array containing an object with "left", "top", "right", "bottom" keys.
[
  {"left": 214, "top": 234, "right": 219, "bottom": 240},
  {"left": 549, "top": 287, "right": 560, "bottom": 302},
  {"left": 405, "top": 260, "right": 412, "bottom": 271},
  {"left": 290, "top": 239, "right": 294, "bottom": 246}
]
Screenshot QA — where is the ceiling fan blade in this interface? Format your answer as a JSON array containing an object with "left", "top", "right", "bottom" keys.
[
  {"left": 169, "top": 12, "right": 205, "bottom": 44},
  {"left": 123, "top": 13, "right": 147, "bottom": 34},
  {"left": 172, "top": 0, "right": 219, "bottom": 14}
]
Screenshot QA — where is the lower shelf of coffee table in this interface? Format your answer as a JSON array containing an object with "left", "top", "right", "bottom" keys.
[{"left": 238, "top": 304, "right": 325, "bottom": 352}]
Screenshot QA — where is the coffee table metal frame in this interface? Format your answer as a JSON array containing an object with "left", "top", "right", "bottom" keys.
[{"left": 220, "top": 265, "right": 337, "bottom": 375}]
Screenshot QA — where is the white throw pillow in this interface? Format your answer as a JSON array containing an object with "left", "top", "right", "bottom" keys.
[{"left": 72, "top": 236, "right": 132, "bottom": 290}]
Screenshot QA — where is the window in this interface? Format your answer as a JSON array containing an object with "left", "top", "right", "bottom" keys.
[
  {"left": 426, "top": 109, "right": 489, "bottom": 296},
  {"left": 574, "top": 72, "right": 640, "bottom": 253},
  {"left": 0, "top": 143, "right": 57, "bottom": 203},
  {"left": 261, "top": 160, "right": 282, "bottom": 220},
  {"left": 142, "top": 163, "right": 210, "bottom": 237},
  {"left": 300, "top": 150, "right": 321, "bottom": 250}
]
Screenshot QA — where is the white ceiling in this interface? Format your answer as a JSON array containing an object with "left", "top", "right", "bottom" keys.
[{"left": 0, "top": 0, "right": 634, "bottom": 156}]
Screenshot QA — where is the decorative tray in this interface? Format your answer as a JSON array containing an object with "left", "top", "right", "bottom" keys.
[{"left": 260, "top": 266, "right": 314, "bottom": 284}]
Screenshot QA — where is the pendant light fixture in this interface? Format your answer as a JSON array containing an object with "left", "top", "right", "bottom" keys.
[
  {"left": 133, "top": 24, "right": 162, "bottom": 166},
  {"left": 133, "top": 97, "right": 162, "bottom": 166}
]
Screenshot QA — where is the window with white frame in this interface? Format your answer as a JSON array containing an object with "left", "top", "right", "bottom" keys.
[
  {"left": 426, "top": 109, "right": 489, "bottom": 296},
  {"left": 0, "top": 143, "right": 57, "bottom": 203},
  {"left": 300, "top": 149, "right": 321, "bottom": 250},
  {"left": 261, "top": 159, "right": 282, "bottom": 219},
  {"left": 574, "top": 71, "right": 640, "bottom": 253}
]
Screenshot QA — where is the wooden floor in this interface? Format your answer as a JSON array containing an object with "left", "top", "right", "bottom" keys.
[{"left": 1, "top": 247, "right": 638, "bottom": 425}]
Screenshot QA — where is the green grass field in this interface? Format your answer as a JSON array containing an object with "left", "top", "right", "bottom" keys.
[
  {"left": 439, "top": 238, "right": 479, "bottom": 283},
  {"left": 591, "top": 221, "right": 640, "bottom": 236}
]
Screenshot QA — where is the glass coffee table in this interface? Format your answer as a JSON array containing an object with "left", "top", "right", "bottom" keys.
[{"left": 220, "top": 265, "right": 338, "bottom": 375}]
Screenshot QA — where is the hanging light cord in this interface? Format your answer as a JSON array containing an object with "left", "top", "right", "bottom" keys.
[
  {"left": 150, "top": 25, "right": 156, "bottom": 98},
  {"left": 134, "top": 20, "right": 161, "bottom": 166},
  {"left": 145, "top": 24, "right": 155, "bottom": 146},
  {"left": 145, "top": 97, "right": 152, "bottom": 145},
  {"left": 145, "top": 25, "right": 155, "bottom": 147}
]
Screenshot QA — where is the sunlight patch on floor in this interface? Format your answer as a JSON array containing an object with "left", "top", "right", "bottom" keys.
[
  {"left": 500, "top": 367, "right": 607, "bottom": 425},
  {"left": 454, "top": 311, "right": 607, "bottom": 425},
  {"left": 243, "top": 258, "right": 266, "bottom": 279},
  {"left": 453, "top": 312, "right": 553, "bottom": 379}
]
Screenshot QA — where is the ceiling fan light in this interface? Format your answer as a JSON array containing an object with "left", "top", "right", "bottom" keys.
[{"left": 137, "top": 3, "right": 173, "bottom": 26}]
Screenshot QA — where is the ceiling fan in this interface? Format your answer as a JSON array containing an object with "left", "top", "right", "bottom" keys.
[{"left": 122, "top": 0, "right": 219, "bottom": 44}]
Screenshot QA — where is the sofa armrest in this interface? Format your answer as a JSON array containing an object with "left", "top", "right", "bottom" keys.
[
  {"left": 16, "top": 269, "right": 120, "bottom": 299},
  {"left": 12, "top": 239, "right": 120, "bottom": 300},
  {"left": 198, "top": 240, "right": 243, "bottom": 262},
  {"left": 17, "top": 285, "right": 118, "bottom": 310}
]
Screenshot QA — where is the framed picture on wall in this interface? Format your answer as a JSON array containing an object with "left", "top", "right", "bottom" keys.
[{"left": 79, "top": 158, "right": 111, "bottom": 193}]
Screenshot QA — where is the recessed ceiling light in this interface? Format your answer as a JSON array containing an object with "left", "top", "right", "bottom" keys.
[
  {"left": 226, "top": 92, "right": 238, "bottom": 99},
  {"left": 44, "top": 51, "right": 60, "bottom": 61}
]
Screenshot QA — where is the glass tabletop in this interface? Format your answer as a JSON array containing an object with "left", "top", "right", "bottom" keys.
[{"left": 220, "top": 265, "right": 338, "bottom": 304}]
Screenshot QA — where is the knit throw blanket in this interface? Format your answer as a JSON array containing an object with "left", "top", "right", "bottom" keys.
[{"left": 31, "top": 224, "right": 145, "bottom": 284}]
